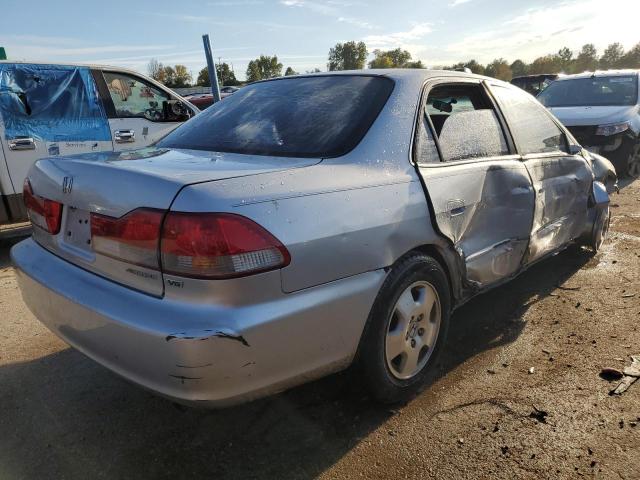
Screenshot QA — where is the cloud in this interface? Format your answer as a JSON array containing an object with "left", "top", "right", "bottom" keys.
[
  {"left": 157, "top": 12, "right": 311, "bottom": 30},
  {"left": 208, "top": 0, "right": 264, "bottom": 4},
  {"left": 449, "top": 0, "right": 473, "bottom": 6},
  {"left": 279, "top": 0, "right": 375, "bottom": 29},
  {"left": 430, "top": 0, "right": 640, "bottom": 66},
  {"left": 362, "top": 22, "right": 433, "bottom": 49}
]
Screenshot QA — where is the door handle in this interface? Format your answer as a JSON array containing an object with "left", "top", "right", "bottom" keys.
[
  {"left": 446, "top": 199, "right": 466, "bottom": 217},
  {"left": 449, "top": 205, "right": 466, "bottom": 216},
  {"left": 114, "top": 129, "right": 135, "bottom": 143},
  {"left": 8, "top": 137, "right": 36, "bottom": 151}
]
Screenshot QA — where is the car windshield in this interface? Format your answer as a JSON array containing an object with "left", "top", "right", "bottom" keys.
[
  {"left": 538, "top": 75, "right": 638, "bottom": 107},
  {"left": 158, "top": 75, "right": 394, "bottom": 158}
]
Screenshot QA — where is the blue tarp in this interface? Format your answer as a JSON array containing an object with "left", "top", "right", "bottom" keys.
[{"left": 0, "top": 64, "right": 111, "bottom": 142}]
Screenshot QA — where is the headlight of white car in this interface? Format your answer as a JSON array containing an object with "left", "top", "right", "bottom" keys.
[{"left": 595, "top": 122, "right": 630, "bottom": 136}]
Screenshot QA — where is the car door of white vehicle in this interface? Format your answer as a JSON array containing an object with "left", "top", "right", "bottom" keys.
[
  {"left": 94, "top": 69, "right": 194, "bottom": 152},
  {"left": 488, "top": 83, "right": 593, "bottom": 264},
  {"left": 0, "top": 64, "right": 113, "bottom": 203},
  {"left": 415, "top": 79, "right": 535, "bottom": 289}
]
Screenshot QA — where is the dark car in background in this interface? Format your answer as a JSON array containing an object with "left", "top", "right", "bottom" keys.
[
  {"left": 511, "top": 74, "right": 560, "bottom": 96},
  {"left": 538, "top": 70, "right": 640, "bottom": 178}
]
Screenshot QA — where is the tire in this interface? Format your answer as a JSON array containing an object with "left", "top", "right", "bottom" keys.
[
  {"left": 589, "top": 206, "right": 611, "bottom": 253},
  {"left": 358, "top": 253, "right": 451, "bottom": 404},
  {"left": 622, "top": 142, "right": 640, "bottom": 179}
]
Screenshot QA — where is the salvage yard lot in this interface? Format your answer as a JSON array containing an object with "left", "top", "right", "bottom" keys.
[{"left": 1, "top": 180, "right": 639, "bottom": 480}]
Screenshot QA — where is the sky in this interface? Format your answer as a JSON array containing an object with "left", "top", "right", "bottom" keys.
[{"left": 0, "top": 0, "right": 638, "bottom": 81}]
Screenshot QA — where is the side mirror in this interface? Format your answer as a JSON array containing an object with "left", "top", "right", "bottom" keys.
[{"left": 165, "top": 99, "right": 191, "bottom": 121}]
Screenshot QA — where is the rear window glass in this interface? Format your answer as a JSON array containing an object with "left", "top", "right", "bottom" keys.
[{"left": 158, "top": 75, "right": 394, "bottom": 158}]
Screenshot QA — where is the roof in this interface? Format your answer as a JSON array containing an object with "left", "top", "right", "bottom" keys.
[{"left": 554, "top": 69, "right": 640, "bottom": 81}]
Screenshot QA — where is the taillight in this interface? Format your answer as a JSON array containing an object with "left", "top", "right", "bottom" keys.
[
  {"left": 90, "top": 208, "right": 164, "bottom": 269},
  {"left": 160, "top": 212, "right": 290, "bottom": 279},
  {"left": 23, "top": 178, "right": 63, "bottom": 234}
]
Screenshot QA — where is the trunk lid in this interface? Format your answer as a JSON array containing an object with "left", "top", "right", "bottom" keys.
[{"left": 27, "top": 147, "right": 319, "bottom": 295}]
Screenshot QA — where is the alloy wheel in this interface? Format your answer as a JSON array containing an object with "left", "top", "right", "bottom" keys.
[{"left": 385, "top": 281, "right": 442, "bottom": 380}]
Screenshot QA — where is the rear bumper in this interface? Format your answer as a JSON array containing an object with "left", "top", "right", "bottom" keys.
[{"left": 11, "top": 238, "right": 384, "bottom": 407}]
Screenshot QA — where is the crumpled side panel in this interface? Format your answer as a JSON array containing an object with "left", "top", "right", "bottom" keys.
[
  {"left": 524, "top": 156, "right": 593, "bottom": 262},
  {"left": 0, "top": 64, "right": 111, "bottom": 142},
  {"left": 420, "top": 159, "right": 535, "bottom": 288}
]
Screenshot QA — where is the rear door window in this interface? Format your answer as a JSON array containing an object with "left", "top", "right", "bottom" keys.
[
  {"left": 491, "top": 85, "right": 568, "bottom": 155},
  {"left": 0, "top": 64, "right": 110, "bottom": 142},
  {"left": 158, "top": 75, "right": 394, "bottom": 158},
  {"left": 425, "top": 83, "right": 508, "bottom": 162}
]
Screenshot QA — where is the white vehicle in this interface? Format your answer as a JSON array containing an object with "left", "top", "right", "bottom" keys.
[
  {"left": 0, "top": 62, "right": 198, "bottom": 225},
  {"left": 538, "top": 70, "right": 640, "bottom": 177}
]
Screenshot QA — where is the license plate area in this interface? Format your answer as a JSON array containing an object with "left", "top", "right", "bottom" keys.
[{"left": 63, "top": 207, "right": 93, "bottom": 253}]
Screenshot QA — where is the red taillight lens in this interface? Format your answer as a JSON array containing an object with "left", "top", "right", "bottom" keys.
[
  {"left": 23, "top": 179, "right": 63, "bottom": 234},
  {"left": 91, "top": 208, "right": 164, "bottom": 269},
  {"left": 160, "top": 212, "right": 290, "bottom": 278}
]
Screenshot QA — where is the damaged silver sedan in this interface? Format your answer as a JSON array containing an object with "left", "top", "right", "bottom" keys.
[{"left": 12, "top": 70, "right": 616, "bottom": 406}]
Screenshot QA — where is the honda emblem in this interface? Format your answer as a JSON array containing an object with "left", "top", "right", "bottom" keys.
[{"left": 62, "top": 176, "right": 73, "bottom": 194}]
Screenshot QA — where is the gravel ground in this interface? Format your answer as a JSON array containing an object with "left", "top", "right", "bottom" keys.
[{"left": 0, "top": 179, "right": 638, "bottom": 480}]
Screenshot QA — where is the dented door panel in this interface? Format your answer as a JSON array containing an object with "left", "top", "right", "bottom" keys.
[
  {"left": 420, "top": 158, "right": 535, "bottom": 287},
  {"left": 523, "top": 154, "right": 593, "bottom": 263}
]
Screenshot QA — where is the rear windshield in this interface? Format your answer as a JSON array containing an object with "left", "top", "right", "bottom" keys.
[
  {"left": 538, "top": 75, "right": 638, "bottom": 107},
  {"left": 158, "top": 75, "right": 394, "bottom": 158}
]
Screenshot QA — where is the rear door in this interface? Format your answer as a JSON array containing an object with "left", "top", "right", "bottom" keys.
[
  {"left": 415, "top": 79, "right": 535, "bottom": 288},
  {"left": 0, "top": 64, "right": 113, "bottom": 203},
  {"left": 488, "top": 82, "right": 593, "bottom": 264},
  {"left": 95, "top": 69, "right": 195, "bottom": 151}
]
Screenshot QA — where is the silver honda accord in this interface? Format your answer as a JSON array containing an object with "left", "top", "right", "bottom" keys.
[{"left": 12, "top": 70, "right": 616, "bottom": 407}]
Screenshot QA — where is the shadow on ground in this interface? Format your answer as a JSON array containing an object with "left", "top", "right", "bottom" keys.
[{"left": 0, "top": 245, "right": 593, "bottom": 479}]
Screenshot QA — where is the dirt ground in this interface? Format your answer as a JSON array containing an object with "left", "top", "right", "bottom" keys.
[{"left": 1, "top": 180, "right": 638, "bottom": 480}]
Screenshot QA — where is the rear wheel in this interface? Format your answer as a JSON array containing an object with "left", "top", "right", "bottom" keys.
[{"left": 359, "top": 253, "right": 450, "bottom": 404}]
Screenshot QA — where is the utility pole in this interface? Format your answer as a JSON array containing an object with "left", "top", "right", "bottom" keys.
[{"left": 202, "top": 34, "right": 221, "bottom": 103}]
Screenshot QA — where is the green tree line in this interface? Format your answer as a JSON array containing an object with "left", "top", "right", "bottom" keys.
[{"left": 148, "top": 41, "right": 640, "bottom": 87}]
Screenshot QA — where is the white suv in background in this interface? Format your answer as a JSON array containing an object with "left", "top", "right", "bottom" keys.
[
  {"left": 0, "top": 61, "right": 198, "bottom": 226},
  {"left": 538, "top": 70, "right": 640, "bottom": 178}
]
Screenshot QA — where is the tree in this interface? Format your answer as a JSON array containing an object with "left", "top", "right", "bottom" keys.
[
  {"left": 284, "top": 66, "right": 298, "bottom": 76},
  {"left": 306, "top": 68, "right": 322, "bottom": 74},
  {"left": 197, "top": 63, "right": 238, "bottom": 87},
  {"left": 327, "top": 41, "right": 368, "bottom": 71},
  {"left": 575, "top": 44, "right": 598, "bottom": 72},
  {"left": 368, "top": 48, "right": 411, "bottom": 68},
  {"left": 404, "top": 60, "right": 425, "bottom": 69},
  {"left": 557, "top": 47, "right": 573, "bottom": 73},
  {"left": 600, "top": 42, "right": 625, "bottom": 69},
  {"left": 246, "top": 55, "right": 283, "bottom": 82},
  {"left": 528, "top": 55, "right": 561, "bottom": 74},
  {"left": 161, "top": 66, "right": 176, "bottom": 86},
  {"left": 171, "top": 65, "right": 192, "bottom": 88},
  {"left": 196, "top": 67, "right": 209, "bottom": 87},
  {"left": 484, "top": 58, "right": 512, "bottom": 81},
  {"left": 217, "top": 63, "right": 239, "bottom": 86},
  {"left": 621, "top": 43, "right": 640, "bottom": 69},
  {"left": 510, "top": 59, "right": 528, "bottom": 77},
  {"left": 147, "top": 58, "right": 165, "bottom": 83},
  {"left": 464, "top": 59, "right": 484, "bottom": 75}
]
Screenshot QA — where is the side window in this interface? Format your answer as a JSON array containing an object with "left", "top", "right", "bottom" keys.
[
  {"left": 415, "top": 113, "right": 441, "bottom": 164},
  {"left": 102, "top": 71, "right": 189, "bottom": 122},
  {"left": 426, "top": 83, "right": 508, "bottom": 162},
  {"left": 491, "top": 85, "right": 568, "bottom": 155}
]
